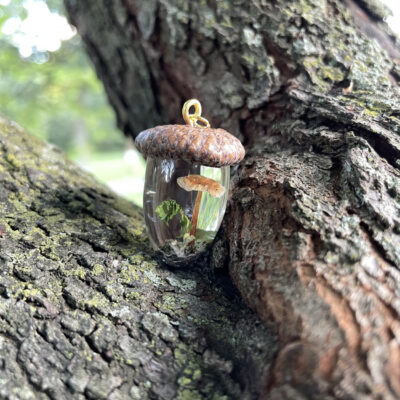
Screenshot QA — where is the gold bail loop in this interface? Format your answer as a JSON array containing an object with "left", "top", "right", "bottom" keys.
[{"left": 182, "top": 99, "right": 211, "bottom": 129}]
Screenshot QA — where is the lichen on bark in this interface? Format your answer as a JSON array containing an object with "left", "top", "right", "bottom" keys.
[
  {"left": 45, "top": 0, "right": 400, "bottom": 397},
  {"left": 0, "top": 116, "right": 277, "bottom": 399}
]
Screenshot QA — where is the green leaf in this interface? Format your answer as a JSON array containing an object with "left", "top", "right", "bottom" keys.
[
  {"left": 155, "top": 199, "right": 181, "bottom": 224},
  {"left": 179, "top": 212, "right": 193, "bottom": 235},
  {"left": 155, "top": 199, "right": 193, "bottom": 236}
]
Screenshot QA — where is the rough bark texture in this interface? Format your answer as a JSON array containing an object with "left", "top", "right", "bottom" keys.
[
  {"left": 63, "top": 0, "right": 400, "bottom": 398},
  {"left": 0, "top": 117, "right": 277, "bottom": 399}
]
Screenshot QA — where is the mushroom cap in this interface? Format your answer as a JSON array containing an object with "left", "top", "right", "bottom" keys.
[
  {"left": 177, "top": 175, "right": 225, "bottom": 198},
  {"left": 135, "top": 125, "right": 245, "bottom": 167}
]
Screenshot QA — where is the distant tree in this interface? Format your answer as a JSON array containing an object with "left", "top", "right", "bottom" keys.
[{"left": 0, "top": 0, "right": 124, "bottom": 155}]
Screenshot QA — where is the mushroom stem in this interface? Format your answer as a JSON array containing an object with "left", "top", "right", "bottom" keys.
[{"left": 190, "top": 191, "right": 202, "bottom": 237}]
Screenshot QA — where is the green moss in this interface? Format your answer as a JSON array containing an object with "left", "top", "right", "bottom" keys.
[
  {"left": 0, "top": 219, "right": 21, "bottom": 240},
  {"left": 125, "top": 291, "right": 141, "bottom": 301},
  {"left": 320, "top": 65, "right": 345, "bottom": 82},
  {"left": 303, "top": 56, "right": 345, "bottom": 90},
  {"left": 364, "top": 109, "right": 379, "bottom": 117},
  {"left": 154, "top": 293, "right": 179, "bottom": 314},
  {"left": 8, "top": 193, "right": 31, "bottom": 213},
  {"left": 24, "top": 226, "right": 48, "bottom": 242},
  {"left": 178, "top": 376, "right": 192, "bottom": 386},
  {"left": 120, "top": 263, "right": 140, "bottom": 284},
  {"left": 129, "top": 254, "right": 145, "bottom": 264},
  {"left": 85, "top": 292, "right": 110, "bottom": 310},
  {"left": 5, "top": 153, "right": 23, "bottom": 169},
  {"left": 113, "top": 353, "right": 135, "bottom": 367},
  {"left": 92, "top": 264, "right": 104, "bottom": 276},
  {"left": 339, "top": 91, "right": 396, "bottom": 118},
  {"left": 288, "top": 0, "right": 325, "bottom": 24},
  {"left": 193, "top": 369, "right": 202, "bottom": 380},
  {"left": 174, "top": 345, "right": 188, "bottom": 368},
  {"left": 22, "top": 287, "right": 41, "bottom": 300},
  {"left": 64, "top": 267, "right": 87, "bottom": 280}
]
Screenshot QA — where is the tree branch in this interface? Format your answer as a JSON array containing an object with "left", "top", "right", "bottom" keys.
[
  {"left": 64, "top": 0, "right": 400, "bottom": 397},
  {"left": 0, "top": 117, "right": 276, "bottom": 399}
]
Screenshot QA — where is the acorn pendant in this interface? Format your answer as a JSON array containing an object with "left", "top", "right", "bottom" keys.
[{"left": 135, "top": 99, "right": 245, "bottom": 266}]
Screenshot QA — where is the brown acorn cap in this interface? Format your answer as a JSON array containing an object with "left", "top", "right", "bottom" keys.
[{"left": 135, "top": 124, "right": 245, "bottom": 167}]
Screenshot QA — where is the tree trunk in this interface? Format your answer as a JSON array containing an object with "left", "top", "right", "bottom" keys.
[
  {"left": 0, "top": 117, "right": 277, "bottom": 399},
  {"left": 5, "top": 0, "right": 396, "bottom": 398}
]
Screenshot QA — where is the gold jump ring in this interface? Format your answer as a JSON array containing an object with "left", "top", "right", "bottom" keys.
[{"left": 182, "top": 99, "right": 210, "bottom": 128}]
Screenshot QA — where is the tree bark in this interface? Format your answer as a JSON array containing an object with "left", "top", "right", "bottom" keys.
[
  {"left": 0, "top": 117, "right": 277, "bottom": 399},
  {"left": 61, "top": 0, "right": 400, "bottom": 398}
]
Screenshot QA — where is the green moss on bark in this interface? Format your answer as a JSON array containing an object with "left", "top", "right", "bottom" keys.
[{"left": 0, "top": 116, "right": 277, "bottom": 399}]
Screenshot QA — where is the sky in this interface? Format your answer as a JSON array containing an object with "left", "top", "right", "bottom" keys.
[
  {"left": 382, "top": 0, "right": 400, "bottom": 35},
  {"left": 1, "top": 0, "right": 75, "bottom": 58},
  {"left": 0, "top": 0, "right": 399, "bottom": 58}
]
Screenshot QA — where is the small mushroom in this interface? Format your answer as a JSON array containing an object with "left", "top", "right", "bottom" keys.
[
  {"left": 177, "top": 175, "right": 225, "bottom": 237},
  {"left": 177, "top": 175, "right": 225, "bottom": 198}
]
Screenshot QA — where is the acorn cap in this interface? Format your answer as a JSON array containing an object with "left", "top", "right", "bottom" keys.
[{"left": 135, "top": 125, "right": 245, "bottom": 167}]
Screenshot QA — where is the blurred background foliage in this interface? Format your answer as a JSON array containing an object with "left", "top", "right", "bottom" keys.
[
  {"left": 0, "top": 0, "right": 398, "bottom": 206},
  {"left": 0, "top": 0, "right": 145, "bottom": 205}
]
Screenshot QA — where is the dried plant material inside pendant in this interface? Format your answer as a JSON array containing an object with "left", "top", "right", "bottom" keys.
[{"left": 135, "top": 99, "right": 245, "bottom": 266}]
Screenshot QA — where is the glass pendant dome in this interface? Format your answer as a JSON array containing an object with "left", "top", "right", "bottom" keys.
[
  {"left": 135, "top": 99, "right": 245, "bottom": 266},
  {"left": 143, "top": 158, "right": 230, "bottom": 265}
]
